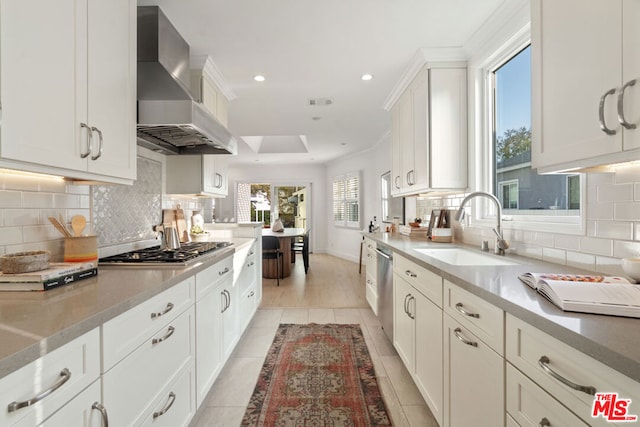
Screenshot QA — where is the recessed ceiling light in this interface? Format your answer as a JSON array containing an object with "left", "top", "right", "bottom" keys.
[
  {"left": 361, "top": 74, "right": 374, "bottom": 81},
  {"left": 253, "top": 75, "right": 266, "bottom": 82}
]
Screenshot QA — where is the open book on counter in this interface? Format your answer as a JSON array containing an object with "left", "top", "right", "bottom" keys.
[{"left": 518, "top": 273, "right": 640, "bottom": 318}]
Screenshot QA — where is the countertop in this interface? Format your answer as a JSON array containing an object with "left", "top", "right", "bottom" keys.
[
  {"left": 0, "top": 237, "right": 255, "bottom": 380},
  {"left": 364, "top": 232, "right": 640, "bottom": 383}
]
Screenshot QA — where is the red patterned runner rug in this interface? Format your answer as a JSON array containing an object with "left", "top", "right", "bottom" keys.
[{"left": 241, "top": 323, "right": 392, "bottom": 426}]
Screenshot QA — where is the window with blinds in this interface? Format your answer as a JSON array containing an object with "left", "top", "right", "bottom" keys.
[{"left": 333, "top": 172, "right": 360, "bottom": 229}]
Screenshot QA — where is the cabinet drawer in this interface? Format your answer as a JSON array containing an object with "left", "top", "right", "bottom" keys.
[
  {"left": 444, "top": 280, "right": 504, "bottom": 354},
  {"left": 365, "top": 272, "right": 378, "bottom": 315},
  {"left": 137, "top": 363, "right": 196, "bottom": 427},
  {"left": 103, "top": 306, "right": 195, "bottom": 426},
  {"left": 0, "top": 328, "right": 100, "bottom": 427},
  {"left": 506, "top": 314, "right": 640, "bottom": 427},
  {"left": 239, "top": 281, "right": 259, "bottom": 332},
  {"left": 102, "top": 277, "right": 194, "bottom": 371},
  {"left": 195, "top": 256, "right": 233, "bottom": 297},
  {"left": 507, "top": 363, "right": 589, "bottom": 427},
  {"left": 394, "top": 253, "right": 442, "bottom": 307},
  {"left": 237, "top": 251, "right": 257, "bottom": 297}
]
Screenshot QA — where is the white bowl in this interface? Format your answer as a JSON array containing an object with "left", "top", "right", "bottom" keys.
[{"left": 621, "top": 258, "right": 640, "bottom": 282}]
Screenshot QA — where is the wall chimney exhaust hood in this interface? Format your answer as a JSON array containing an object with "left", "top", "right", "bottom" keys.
[{"left": 137, "top": 6, "right": 238, "bottom": 155}]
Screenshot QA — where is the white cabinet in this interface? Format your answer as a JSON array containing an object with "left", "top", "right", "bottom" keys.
[
  {"left": 190, "top": 60, "right": 230, "bottom": 127},
  {"left": 0, "top": 0, "right": 136, "bottom": 183},
  {"left": 364, "top": 237, "right": 378, "bottom": 314},
  {"left": 194, "top": 255, "right": 235, "bottom": 407},
  {"left": 532, "top": 0, "right": 640, "bottom": 173},
  {"left": 0, "top": 328, "right": 100, "bottom": 427},
  {"left": 390, "top": 65, "right": 467, "bottom": 196},
  {"left": 444, "top": 314, "right": 504, "bottom": 427},
  {"left": 393, "top": 254, "right": 444, "bottom": 425},
  {"left": 506, "top": 313, "right": 640, "bottom": 427},
  {"left": 236, "top": 243, "right": 259, "bottom": 332},
  {"left": 166, "top": 155, "right": 229, "bottom": 196}
]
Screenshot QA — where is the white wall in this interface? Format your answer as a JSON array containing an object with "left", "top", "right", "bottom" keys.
[
  {"left": 216, "top": 163, "right": 328, "bottom": 253},
  {"left": 325, "top": 134, "right": 392, "bottom": 263}
]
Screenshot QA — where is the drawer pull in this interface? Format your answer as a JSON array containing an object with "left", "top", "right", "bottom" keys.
[
  {"left": 7, "top": 368, "right": 71, "bottom": 412},
  {"left": 247, "top": 261, "right": 254, "bottom": 267},
  {"left": 92, "top": 402, "right": 109, "bottom": 427},
  {"left": 539, "top": 417, "right": 550, "bottom": 427},
  {"left": 248, "top": 291, "right": 255, "bottom": 298},
  {"left": 152, "top": 326, "right": 175, "bottom": 345},
  {"left": 151, "top": 302, "right": 174, "bottom": 319},
  {"left": 404, "top": 270, "right": 417, "bottom": 278},
  {"left": 153, "top": 392, "right": 176, "bottom": 419},
  {"left": 538, "top": 356, "right": 596, "bottom": 395},
  {"left": 219, "top": 267, "right": 230, "bottom": 276},
  {"left": 455, "top": 302, "right": 480, "bottom": 318},
  {"left": 454, "top": 328, "right": 478, "bottom": 347}
]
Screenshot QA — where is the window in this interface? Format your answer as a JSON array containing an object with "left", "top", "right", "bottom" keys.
[
  {"left": 490, "top": 45, "right": 580, "bottom": 221},
  {"left": 333, "top": 172, "right": 360, "bottom": 228}
]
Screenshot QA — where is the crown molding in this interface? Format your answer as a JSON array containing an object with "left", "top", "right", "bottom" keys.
[
  {"left": 382, "top": 47, "right": 466, "bottom": 111},
  {"left": 191, "top": 55, "right": 237, "bottom": 101}
]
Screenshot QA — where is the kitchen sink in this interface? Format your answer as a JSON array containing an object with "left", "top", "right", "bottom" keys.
[{"left": 414, "top": 248, "right": 519, "bottom": 266}]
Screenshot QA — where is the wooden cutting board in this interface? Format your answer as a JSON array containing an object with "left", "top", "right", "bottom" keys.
[
  {"left": 175, "top": 204, "right": 190, "bottom": 243},
  {"left": 162, "top": 209, "right": 177, "bottom": 230}
]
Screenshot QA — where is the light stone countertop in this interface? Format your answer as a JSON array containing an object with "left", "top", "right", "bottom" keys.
[
  {"left": 0, "top": 237, "right": 255, "bottom": 380},
  {"left": 364, "top": 232, "right": 640, "bottom": 383}
]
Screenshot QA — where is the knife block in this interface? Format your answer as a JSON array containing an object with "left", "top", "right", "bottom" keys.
[{"left": 64, "top": 236, "right": 98, "bottom": 267}]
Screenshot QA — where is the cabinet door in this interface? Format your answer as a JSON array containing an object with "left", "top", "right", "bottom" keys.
[
  {"left": 221, "top": 281, "right": 238, "bottom": 359},
  {"left": 202, "top": 155, "right": 217, "bottom": 194},
  {"left": 214, "top": 156, "right": 229, "bottom": 196},
  {"left": 390, "top": 105, "right": 403, "bottom": 196},
  {"left": 532, "top": 0, "right": 623, "bottom": 169},
  {"left": 195, "top": 284, "right": 224, "bottom": 407},
  {"left": 414, "top": 291, "right": 443, "bottom": 426},
  {"left": 444, "top": 315, "right": 504, "bottom": 427},
  {"left": 393, "top": 275, "right": 415, "bottom": 371},
  {"left": 398, "top": 91, "right": 414, "bottom": 191},
  {"left": 0, "top": 0, "right": 88, "bottom": 172},
  {"left": 411, "top": 69, "right": 430, "bottom": 190},
  {"left": 430, "top": 67, "right": 467, "bottom": 189},
  {"left": 86, "top": 0, "right": 136, "bottom": 180}
]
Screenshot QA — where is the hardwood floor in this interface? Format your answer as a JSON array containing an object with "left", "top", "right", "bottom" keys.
[{"left": 260, "top": 253, "right": 369, "bottom": 308}]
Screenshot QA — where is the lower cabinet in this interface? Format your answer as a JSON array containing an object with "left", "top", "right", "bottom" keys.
[
  {"left": 0, "top": 328, "right": 100, "bottom": 427},
  {"left": 393, "top": 254, "right": 444, "bottom": 426},
  {"left": 443, "top": 313, "right": 504, "bottom": 427}
]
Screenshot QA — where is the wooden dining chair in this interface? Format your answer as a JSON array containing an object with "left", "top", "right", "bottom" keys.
[{"left": 262, "top": 236, "right": 283, "bottom": 286}]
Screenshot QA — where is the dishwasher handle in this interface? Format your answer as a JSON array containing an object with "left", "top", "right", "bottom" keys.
[{"left": 375, "top": 248, "right": 393, "bottom": 260}]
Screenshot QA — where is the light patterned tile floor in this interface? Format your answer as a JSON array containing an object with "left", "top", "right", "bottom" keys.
[{"left": 194, "top": 254, "right": 437, "bottom": 426}]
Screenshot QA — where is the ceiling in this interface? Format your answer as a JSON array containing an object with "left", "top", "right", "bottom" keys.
[{"left": 138, "top": 0, "right": 508, "bottom": 165}]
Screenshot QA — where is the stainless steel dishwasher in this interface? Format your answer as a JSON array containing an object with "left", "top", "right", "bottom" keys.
[{"left": 375, "top": 244, "right": 394, "bottom": 342}]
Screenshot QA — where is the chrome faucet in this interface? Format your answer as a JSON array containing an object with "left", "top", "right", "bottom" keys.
[{"left": 454, "top": 191, "right": 510, "bottom": 255}]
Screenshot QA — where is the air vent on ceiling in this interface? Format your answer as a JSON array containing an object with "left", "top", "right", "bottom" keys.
[{"left": 308, "top": 98, "right": 333, "bottom": 106}]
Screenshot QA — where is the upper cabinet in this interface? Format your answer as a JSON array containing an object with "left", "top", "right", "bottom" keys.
[
  {"left": 390, "top": 64, "right": 468, "bottom": 196},
  {"left": 532, "top": 0, "right": 640, "bottom": 173},
  {"left": 0, "top": 0, "right": 137, "bottom": 184},
  {"left": 166, "top": 155, "right": 229, "bottom": 197},
  {"left": 191, "top": 56, "right": 232, "bottom": 128}
]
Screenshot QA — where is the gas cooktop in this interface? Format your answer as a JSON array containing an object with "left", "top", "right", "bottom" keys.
[{"left": 99, "top": 241, "right": 233, "bottom": 266}]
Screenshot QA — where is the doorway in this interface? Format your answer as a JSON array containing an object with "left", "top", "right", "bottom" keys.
[{"left": 237, "top": 182, "right": 311, "bottom": 231}]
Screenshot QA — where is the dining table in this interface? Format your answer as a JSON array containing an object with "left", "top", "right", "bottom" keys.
[{"left": 262, "top": 227, "right": 306, "bottom": 279}]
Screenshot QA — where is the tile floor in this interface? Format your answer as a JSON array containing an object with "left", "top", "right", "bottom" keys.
[{"left": 194, "top": 306, "right": 439, "bottom": 426}]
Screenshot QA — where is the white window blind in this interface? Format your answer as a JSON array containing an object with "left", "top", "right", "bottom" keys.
[{"left": 333, "top": 172, "right": 360, "bottom": 229}]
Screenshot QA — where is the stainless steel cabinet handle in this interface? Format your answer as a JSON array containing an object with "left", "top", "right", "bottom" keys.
[
  {"left": 248, "top": 291, "right": 255, "bottom": 298},
  {"left": 90, "top": 127, "right": 103, "bottom": 160},
  {"left": 375, "top": 248, "right": 392, "bottom": 260},
  {"left": 394, "top": 175, "right": 401, "bottom": 189},
  {"left": 221, "top": 290, "right": 226, "bottom": 313},
  {"left": 226, "top": 289, "right": 231, "bottom": 310},
  {"left": 538, "top": 356, "right": 596, "bottom": 395},
  {"left": 215, "top": 173, "right": 223, "bottom": 188},
  {"left": 92, "top": 402, "right": 109, "bottom": 427},
  {"left": 152, "top": 326, "right": 175, "bottom": 345},
  {"left": 539, "top": 417, "right": 550, "bottom": 427},
  {"left": 153, "top": 392, "right": 176, "bottom": 419},
  {"left": 221, "top": 289, "right": 231, "bottom": 313},
  {"left": 403, "top": 294, "right": 411, "bottom": 316},
  {"left": 454, "top": 327, "right": 478, "bottom": 347},
  {"left": 455, "top": 302, "right": 480, "bottom": 319},
  {"left": 151, "top": 302, "right": 174, "bottom": 319},
  {"left": 7, "top": 368, "right": 72, "bottom": 412},
  {"left": 408, "top": 296, "right": 415, "bottom": 319},
  {"left": 80, "top": 123, "right": 92, "bottom": 158},
  {"left": 219, "top": 267, "right": 230, "bottom": 276},
  {"left": 247, "top": 261, "right": 254, "bottom": 267},
  {"left": 404, "top": 270, "right": 417, "bottom": 278},
  {"left": 599, "top": 88, "right": 617, "bottom": 135},
  {"left": 618, "top": 79, "right": 637, "bottom": 129}
]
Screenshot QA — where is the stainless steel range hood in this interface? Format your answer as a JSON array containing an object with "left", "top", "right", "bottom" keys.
[{"left": 137, "top": 6, "right": 237, "bottom": 155}]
